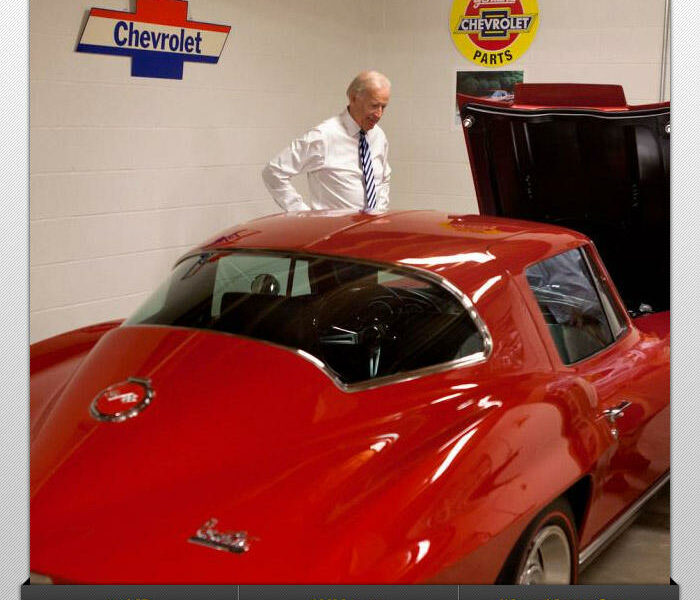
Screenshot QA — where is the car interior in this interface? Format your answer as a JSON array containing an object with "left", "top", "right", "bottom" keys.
[{"left": 130, "top": 252, "right": 485, "bottom": 385}]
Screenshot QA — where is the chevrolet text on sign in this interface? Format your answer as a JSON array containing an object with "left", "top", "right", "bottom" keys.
[
  {"left": 449, "top": 0, "right": 539, "bottom": 67},
  {"left": 77, "top": 0, "right": 231, "bottom": 79}
]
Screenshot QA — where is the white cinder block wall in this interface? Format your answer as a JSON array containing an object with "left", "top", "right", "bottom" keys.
[{"left": 30, "top": 0, "right": 669, "bottom": 342}]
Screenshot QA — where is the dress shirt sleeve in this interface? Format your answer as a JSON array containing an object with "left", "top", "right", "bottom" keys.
[
  {"left": 376, "top": 136, "right": 391, "bottom": 211},
  {"left": 261, "top": 129, "right": 326, "bottom": 212}
]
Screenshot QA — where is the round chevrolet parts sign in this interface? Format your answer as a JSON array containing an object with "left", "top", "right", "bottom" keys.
[{"left": 450, "top": 0, "right": 539, "bottom": 67}]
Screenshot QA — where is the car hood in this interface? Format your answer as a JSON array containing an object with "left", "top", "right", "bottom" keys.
[
  {"left": 457, "top": 82, "right": 670, "bottom": 314},
  {"left": 30, "top": 325, "right": 490, "bottom": 583}
]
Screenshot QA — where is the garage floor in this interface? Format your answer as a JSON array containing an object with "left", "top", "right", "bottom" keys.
[{"left": 579, "top": 483, "right": 670, "bottom": 584}]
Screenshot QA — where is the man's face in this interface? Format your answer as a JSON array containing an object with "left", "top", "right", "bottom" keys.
[{"left": 349, "top": 85, "right": 390, "bottom": 131}]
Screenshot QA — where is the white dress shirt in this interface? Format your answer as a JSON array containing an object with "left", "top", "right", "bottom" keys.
[{"left": 262, "top": 108, "right": 391, "bottom": 211}]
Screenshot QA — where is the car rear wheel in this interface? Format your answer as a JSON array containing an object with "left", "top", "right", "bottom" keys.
[{"left": 498, "top": 498, "right": 578, "bottom": 584}]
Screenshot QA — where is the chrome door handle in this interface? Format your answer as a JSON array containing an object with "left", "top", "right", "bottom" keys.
[{"left": 601, "top": 401, "right": 632, "bottom": 424}]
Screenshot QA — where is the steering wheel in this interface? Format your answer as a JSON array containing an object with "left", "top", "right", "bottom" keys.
[{"left": 314, "top": 283, "right": 403, "bottom": 379}]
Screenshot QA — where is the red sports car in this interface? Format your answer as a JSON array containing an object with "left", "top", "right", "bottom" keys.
[{"left": 30, "top": 84, "right": 669, "bottom": 584}]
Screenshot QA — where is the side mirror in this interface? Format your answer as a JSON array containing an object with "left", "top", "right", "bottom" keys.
[{"left": 628, "top": 303, "right": 654, "bottom": 318}]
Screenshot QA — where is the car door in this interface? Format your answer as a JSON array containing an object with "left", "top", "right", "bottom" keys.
[{"left": 524, "top": 245, "right": 670, "bottom": 548}]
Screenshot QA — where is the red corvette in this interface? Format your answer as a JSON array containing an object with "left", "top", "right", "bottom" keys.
[{"left": 30, "top": 85, "right": 669, "bottom": 584}]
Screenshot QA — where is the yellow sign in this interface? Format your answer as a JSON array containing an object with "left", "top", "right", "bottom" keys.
[{"left": 450, "top": 0, "right": 539, "bottom": 68}]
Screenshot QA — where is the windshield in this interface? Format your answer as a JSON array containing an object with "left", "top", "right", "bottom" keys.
[{"left": 126, "top": 251, "right": 485, "bottom": 385}]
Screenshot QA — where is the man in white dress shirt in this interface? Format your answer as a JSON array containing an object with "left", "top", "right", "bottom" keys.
[{"left": 262, "top": 71, "right": 391, "bottom": 212}]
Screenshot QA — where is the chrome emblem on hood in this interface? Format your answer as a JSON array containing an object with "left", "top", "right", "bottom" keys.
[
  {"left": 188, "top": 518, "right": 252, "bottom": 553},
  {"left": 89, "top": 377, "right": 153, "bottom": 423}
]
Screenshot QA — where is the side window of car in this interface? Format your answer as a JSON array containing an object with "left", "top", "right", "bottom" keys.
[{"left": 526, "top": 248, "right": 616, "bottom": 364}]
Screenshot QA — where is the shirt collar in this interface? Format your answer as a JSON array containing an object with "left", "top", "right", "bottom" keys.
[{"left": 341, "top": 107, "right": 363, "bottom": 137}]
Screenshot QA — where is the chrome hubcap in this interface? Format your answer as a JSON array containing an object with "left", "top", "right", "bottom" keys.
[{"left": 518, "top": 525, "right": 572, "bottom": 584}]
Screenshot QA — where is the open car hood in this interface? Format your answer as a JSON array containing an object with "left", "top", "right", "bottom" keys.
[{"left": 457, "top": 83, "right": 670, "bottom": 314}]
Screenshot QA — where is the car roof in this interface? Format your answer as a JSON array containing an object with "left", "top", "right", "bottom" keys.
[{"left": 192, "top": 210, "right": 589, "bottom": 293}]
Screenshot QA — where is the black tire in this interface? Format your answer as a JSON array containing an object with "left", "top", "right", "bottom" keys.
[{"left": 497, "top": 497, "right": 578, "bottom": 584}]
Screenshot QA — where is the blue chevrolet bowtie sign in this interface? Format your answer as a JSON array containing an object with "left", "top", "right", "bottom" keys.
[{"left": 77, "top": 0, "right": 231, "bottom": 79}]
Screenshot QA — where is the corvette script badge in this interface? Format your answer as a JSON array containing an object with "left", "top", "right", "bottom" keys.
[
  {"left": 89, "top": 377, "right": 153, "bottom": 423},
  {"left": 188, "top": 518, "right": 252, "bottom": 553}
]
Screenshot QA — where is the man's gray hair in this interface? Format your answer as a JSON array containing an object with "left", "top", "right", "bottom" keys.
[{"left": 346, "top": 70, "right": 391, "bottom": 100}]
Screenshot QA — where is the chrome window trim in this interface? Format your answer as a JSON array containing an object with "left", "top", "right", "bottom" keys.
[
  {"left": 580, "top": 245, "right": 629, "bottom": 340},
  {"left": 129, "top": 248, "right": 493, "bottom": 393}
]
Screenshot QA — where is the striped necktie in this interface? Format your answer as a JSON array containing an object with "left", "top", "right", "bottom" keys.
[{"left": 359, "top": 129, "right": 377, "bottom": 210}]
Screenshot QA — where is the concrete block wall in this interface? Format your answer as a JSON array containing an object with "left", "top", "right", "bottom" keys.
[{"left": 30, "top": 0, "right": 669, "bottom": 342}]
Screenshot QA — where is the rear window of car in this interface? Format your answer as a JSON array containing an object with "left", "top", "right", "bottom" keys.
[
  {"left": 126, "top": 251, "right": 487, "bottom": 386},
  {"left": 526, "top": 247, "right": 626, "bottom": 365}
]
